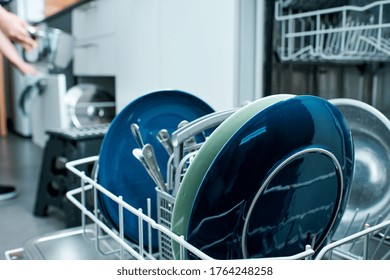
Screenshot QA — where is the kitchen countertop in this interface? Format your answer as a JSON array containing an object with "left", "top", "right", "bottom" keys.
[{"left": 41, "top": 0, "right": 92, "bottom": 23}]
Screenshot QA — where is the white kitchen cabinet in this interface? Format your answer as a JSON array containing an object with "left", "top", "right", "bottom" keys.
[
  {"left": 72, "top": 0, "right": 262, "bottom": 112},
  {"left": 114, "top": 0, "right": 161, "bottom": 108},
  {"left": 73, "top": 35, "right": 116, "bottom": 76},
  {"left": 72, "top": 0, "right": 116, "bottom": 40},
  {"left": 116, "top": 0, "right": 261, "bottom": 112},
  {"left": 71, "top": 0, "right": 119, "bottom": 76},
  {"left": 158, "top": 0, "right": 237, "bottom": 111}
]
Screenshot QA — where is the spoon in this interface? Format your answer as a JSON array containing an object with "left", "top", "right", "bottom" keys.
[
  {"left": 132, "top": 148, "right": 166, "bottom": 192},
  {"left": 142, "top": 144, "right": 168, "bottom": 192},
  {"left": 157, "top": 129, "right": 174, "bottom": 156},
  {"left": 130, "top": 123, "right": 145, "bottom": 148}
]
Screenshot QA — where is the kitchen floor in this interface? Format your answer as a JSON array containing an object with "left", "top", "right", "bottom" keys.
[{"left": 0, "top": 132, "right": 65, "bottom": 260}]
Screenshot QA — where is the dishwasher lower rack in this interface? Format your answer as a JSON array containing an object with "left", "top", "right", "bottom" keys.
[
  {"left": 274, "top": 0, "right": 390, "bottom": 63},
  {"left": 5, "top": 225, "right": 122, "bottom": 260},
  {"left": 60, "top": 155, "right": 390, "bottom": 260},
  {"left": 63, "top": 155, "right": 314, "bottom": 260},
  {"left": 156, "top": 189, "right": 390, "bottom": 261}
]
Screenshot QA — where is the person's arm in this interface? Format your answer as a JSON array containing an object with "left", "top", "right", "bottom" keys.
[
  {"left": 0, "top": 5, "right": 36, "bottom": 51},
  {"left": 0, "top": 28, "right": 37, "bottom": 75}
]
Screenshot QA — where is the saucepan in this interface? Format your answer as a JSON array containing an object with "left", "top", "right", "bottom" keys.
[{"left": 24, "top": 25, "right": 74, "bottom": 70}]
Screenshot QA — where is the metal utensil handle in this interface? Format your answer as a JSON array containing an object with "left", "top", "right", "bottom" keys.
[
  {"left": 26, "top": 26, "right": 45, "bottom": 38},
  {"left": 142, "top": 144, "right": 168, "bottom": 192},
  {"left": 157, "top": 129, "right": 174, "bottom": 156},
  {"left": 130, "top": 123, "right": 145, "bottom": 149},
  {"left": 132, "top": 148, "right": 163, "bottom": 191}
]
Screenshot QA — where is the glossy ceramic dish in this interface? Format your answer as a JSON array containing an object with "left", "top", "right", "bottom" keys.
[
  {"left": 171, "top": 94, "right": 295, "bottom": 258},
  {"left": 330, "top": 98, "right": 390, "bottom": 240},
  {"left": 175, "top": 96, "right": 354, "bottom": 259},
  {"left": 97, "top": 90, "right": 214, "bottom": 248}
]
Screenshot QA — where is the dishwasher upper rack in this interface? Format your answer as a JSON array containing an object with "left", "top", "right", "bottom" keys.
[
  {"left": 274, "top": 0, "right": 390, "bottom": 63},
  {"left": 65, "top": 156, "right": 315, "bottom": 260}
]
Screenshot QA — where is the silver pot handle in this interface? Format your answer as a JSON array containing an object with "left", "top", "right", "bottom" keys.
[{"left": 26, "top": 26, "right": 45, "bottom": 39}]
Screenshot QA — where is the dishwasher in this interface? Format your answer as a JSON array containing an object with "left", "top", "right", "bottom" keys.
[{"left": 5, "top": 0, "right": 390, "bottom": 261}]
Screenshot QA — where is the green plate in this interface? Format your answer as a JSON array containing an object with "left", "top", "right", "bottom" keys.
[{"left": 171, "top": 94, "right": 295, "bottom": 259}]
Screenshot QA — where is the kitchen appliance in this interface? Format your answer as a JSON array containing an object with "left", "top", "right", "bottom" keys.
[
  {"left": 25, "top": 23, "right": 74, "bottom": 147},
  {"left": 65, "top": 83, "right": 115, "bottom": 129},
  {"left": 24, "top": 25, "right": 74, "bottom": 71},
  {"left": 30, "top": 74, "right": 68, "bottom": 147},
  {"left": 30, "top": 82, "right": 115, "bottom": 148},
  {"left": 7, "top": 0, "right": 45, "bottom": 137},
  {"left": 8, "top": 1, "right": 74, "bottom": 141}
]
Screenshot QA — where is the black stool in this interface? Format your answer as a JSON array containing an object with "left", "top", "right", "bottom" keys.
[{"left": 33, "top": 126, "right": 107, "bottom": 227}]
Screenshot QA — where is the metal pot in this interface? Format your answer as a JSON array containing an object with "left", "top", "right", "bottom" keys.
[{"left": 24, "top": 25, "right": 73, "bottom": 70}]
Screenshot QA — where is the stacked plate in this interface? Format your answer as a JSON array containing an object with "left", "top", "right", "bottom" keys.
[{"left": 171, "top": 95, "right": 354, "bottom": 259}]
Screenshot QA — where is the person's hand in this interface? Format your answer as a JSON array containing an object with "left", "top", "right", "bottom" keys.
[
  {"left": 0, "top": 27, "right": 38, "bottom": 76},
  {"left": 0, "top": 6, "right": 37, "bottom": 51},
  {"left": 16, "top": 61, "right": 38, "bottom": 76}
]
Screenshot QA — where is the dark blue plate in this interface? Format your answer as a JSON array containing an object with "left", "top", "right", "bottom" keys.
[
  {"left": 186, "top": 96, "right": 354, "bottom": 259},
  {"left": 97, "top": 90, "right": 214, "bottom": 249}
]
